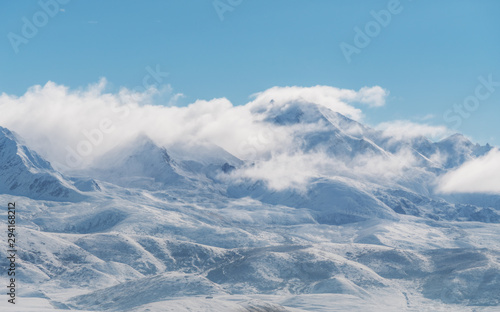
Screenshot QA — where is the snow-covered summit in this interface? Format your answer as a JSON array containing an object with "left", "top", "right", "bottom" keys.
[{"left": 0, "top": 126, "right": 86, "bottom": 201}]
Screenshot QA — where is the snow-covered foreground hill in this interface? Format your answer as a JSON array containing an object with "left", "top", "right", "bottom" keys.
[{"left": 1, "top": 100, "right": 500, "bottom": 311}]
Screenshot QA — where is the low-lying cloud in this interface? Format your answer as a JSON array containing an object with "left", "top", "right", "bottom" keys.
[
  {"left": 377, "top": 120, "right": 451, "bottom": 141},
  {"left": 437, "top": 148, "right": 500, "bottom": 194},
  {"left": 227, "top": 148, "right": 420, "bottom": 192}
]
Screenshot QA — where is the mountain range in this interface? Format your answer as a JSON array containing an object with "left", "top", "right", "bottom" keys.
[{"left": 1, "top": 100, "right": 499, "bottom": 311}]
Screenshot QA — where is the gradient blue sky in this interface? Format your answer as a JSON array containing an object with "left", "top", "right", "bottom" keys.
[{"left": 2, "top": 0, "right": 499, "bottom": 145}]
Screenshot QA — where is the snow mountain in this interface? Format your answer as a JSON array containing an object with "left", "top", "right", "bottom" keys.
[{"left": 1, "top": 101, "right": 499, "bottom": 312}]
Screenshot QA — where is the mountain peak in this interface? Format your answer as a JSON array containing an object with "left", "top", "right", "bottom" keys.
[
  {"left": 439, "top": 133, "right": 472, "bottom": 145},
  {"left": 0, "top": 126, "right": 85, "bottom": 201},
  {"left": 261, "top": 100, "right": 329, "bottom": 126},
  {"left": 89, "top": 135, "right": 182, "bottom": 190},
  {"left": 435, "top": 133, "right": 492, "bottom": 168}
]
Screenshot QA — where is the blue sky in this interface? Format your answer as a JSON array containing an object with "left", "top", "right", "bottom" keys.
[{"left": 2, "top": 0, "right": 500, "bottom": 145}]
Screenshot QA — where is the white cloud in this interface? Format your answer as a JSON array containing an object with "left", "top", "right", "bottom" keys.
[
  {"left": 353, "top": 86, "right": 388, "bottom": 107},
  {"left": 437, "top": 149, "right": 500, "bottom": 194},
  {"left": 376, "top": 120, "right": 451, "bottom": 141},
  {"left": 228, "top": 152, "right": 326, "bottom": 192},
  {"left": 0, "top": 81, "right": 385, "bottom": 172}
]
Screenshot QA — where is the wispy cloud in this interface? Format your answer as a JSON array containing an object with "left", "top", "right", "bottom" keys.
[{"left": 416, "top": 114, "right": 435, "bottom": 121}]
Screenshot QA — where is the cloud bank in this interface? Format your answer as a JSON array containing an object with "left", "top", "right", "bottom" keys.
[
  {"left": 6, "top": 80, "right": 492, "bottom": 195},
  {"left": 0, "top": 81, "right": 386, "bottom": 170}
]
